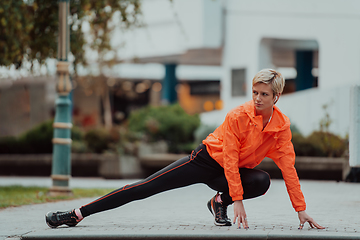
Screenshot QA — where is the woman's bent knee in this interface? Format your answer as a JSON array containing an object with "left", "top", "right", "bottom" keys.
[{"left": 255, "top": 170, "right": 271, "bottom": 195}]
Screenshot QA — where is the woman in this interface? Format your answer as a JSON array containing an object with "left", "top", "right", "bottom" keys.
[{"left": 46, "top": 69, "right": 324, "bottom": 230}]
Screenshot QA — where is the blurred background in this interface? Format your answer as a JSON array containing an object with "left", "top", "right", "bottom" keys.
[{"left": 0, "top": 0, "right": 358, "bottom": 182}]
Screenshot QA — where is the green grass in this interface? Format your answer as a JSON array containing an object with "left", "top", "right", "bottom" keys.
[{"left": 0, "top": 186, "right": 114, "bottom": 209}]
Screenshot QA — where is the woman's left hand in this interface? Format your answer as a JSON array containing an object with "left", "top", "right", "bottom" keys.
[{"left": 297, "top": 211, "right": 325, "bottom": 229}]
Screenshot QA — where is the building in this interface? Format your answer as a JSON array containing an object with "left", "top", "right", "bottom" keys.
[
  {"left": 0, "top": 76, "right": 56, "bottom": 137},
  {"left": 2, "top": 0, "right": 358, "bottom": 137},
  {"left": 201, "top": 0, "right": 360, "bottom": 137},
  {"left": 116, "top": 0, "right": 359, "bottom": 137}
]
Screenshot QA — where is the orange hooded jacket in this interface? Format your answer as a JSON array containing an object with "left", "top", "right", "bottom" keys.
[{"left": 203, "top": 101, "right": 306, "bottom": 212}]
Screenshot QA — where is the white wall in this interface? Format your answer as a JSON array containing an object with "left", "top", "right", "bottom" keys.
[
  {"left": 203, "top": 0, "right": 223, "bottom": 47},
  {"left": 210, "top": 0, "right": 360, "bottom": 136},
  {"left": 277, "top": 86, "right": 351, "bottom": 137},
  {"left": 114, "top": 0, "right": 223, "bottom": 60}
]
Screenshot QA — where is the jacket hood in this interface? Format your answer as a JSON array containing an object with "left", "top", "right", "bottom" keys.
[{"left": 242, "top": 101, "right": 291, "bottom": 132}]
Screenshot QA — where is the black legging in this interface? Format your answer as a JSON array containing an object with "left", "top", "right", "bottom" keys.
[{"left": 80, "top": 144, "right": 270, "bottom": 217}]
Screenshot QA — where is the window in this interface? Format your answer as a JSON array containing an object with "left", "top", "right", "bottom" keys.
[{"left": 231, "top": 69, "right": 246, "bottom": 97}]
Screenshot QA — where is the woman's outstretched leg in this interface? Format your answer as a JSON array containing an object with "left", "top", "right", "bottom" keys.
[
  {"left": 45, "top": 144, "right": 224, "bottom": 228},
  {"left": 80, "top": 153, "right": 204, "bottom": 217}
]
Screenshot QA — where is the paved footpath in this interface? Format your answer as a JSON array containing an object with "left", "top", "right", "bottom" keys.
[{"left": 0, "top": 177, "right": 359, "bottom": 240}]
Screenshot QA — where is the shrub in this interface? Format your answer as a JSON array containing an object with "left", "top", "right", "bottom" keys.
[
  {"left": 0, "top": 120, "right": 87, "bottom": 154},
  {"left": 71, "top": 140, "right": 89, "bottom": 153},
  {"left": 128, "top": 104, "right": 200, "bottom": 153},
  {"left": 307, "top": 131, "right": 347, "bottom": 157},
  {"left": 83, "top": 128, "right": 111, "bottom": 154},
  {"left": 0, "top": 136, "right": 21, "bottom": 154},
  {"left": 292, "top": 132, "right": 325, "bottom": 157},
  {"left": 292, "top": 131, "right": 347, "bottom": 157},
  {"left": 71, "top": 125, "right": 84, "bottom": 141},
  {"left": 116, "top": 125, "right": 141, "bottom": 155},
  {"left": 17, "top": 120, "right": 54, "bottom": 154}
]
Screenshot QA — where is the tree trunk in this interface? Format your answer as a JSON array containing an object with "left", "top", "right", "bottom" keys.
[{"left": 102, "top": 85, "right": 112, "bottom": 129}]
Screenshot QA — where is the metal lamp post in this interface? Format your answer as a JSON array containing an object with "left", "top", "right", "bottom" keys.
[{"left": 49, "top": 0, "right": 73, "bottom": 196}]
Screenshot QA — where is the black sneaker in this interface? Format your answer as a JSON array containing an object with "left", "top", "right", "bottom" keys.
[
  {"left": 207, "top": 193, "right": 231, "bottom": 226},
  {"left": 45, "top": 209, "right": 81, "bottom": 228}
]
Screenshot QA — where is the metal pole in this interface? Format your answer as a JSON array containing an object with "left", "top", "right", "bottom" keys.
[
  {"left": 349, "top": 86, "right": 360, "bottom": 167},
  {"left": 162, "top": 64, "right": 177, "bottom": 104},
  {"left": 49, "top": 0, "right": 73, "bottom": 196}
]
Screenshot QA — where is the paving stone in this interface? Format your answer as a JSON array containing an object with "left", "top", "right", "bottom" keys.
[{"left": 0, "top": 177, "right": 359, "bottom": 239}]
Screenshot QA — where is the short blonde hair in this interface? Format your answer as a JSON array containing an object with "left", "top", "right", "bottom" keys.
[{"left": 252, "top": 69, "right": 285, "bottom": 96}]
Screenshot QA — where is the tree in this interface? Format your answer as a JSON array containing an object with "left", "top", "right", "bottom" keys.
[
  {"left": 0, "top": 0, "right": 142, "bottom": 69},
  {"left": 72, "top": 0, "right": 143, "bottom": 129},
  {"left": 0, "top": 0, "right": 142, "bottom": 128}
]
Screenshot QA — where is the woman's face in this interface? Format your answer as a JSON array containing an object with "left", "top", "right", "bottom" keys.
[{"left": 252, "top": 83, "right": 278, "bottom": 113}]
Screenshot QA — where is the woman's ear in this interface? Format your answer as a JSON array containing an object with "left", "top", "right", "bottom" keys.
[{"left": 274, "top": 94, "right": 280, "bottom": 104}]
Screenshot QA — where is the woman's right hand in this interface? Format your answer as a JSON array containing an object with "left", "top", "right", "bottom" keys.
[{"left": 233, "top": 200, "right": 249, "bottom": 229}]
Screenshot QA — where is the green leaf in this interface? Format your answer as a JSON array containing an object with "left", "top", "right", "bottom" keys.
[{"left": 1, "top": 18, "right": 6, "bottom": 26}]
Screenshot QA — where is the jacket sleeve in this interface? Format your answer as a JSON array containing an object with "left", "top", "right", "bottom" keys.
[
  {"left": 267, "top": 128, "right": 306, "bottom": 212},
  {"left": 222, "top": 112, "right": 243, "bottom": 201}
]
